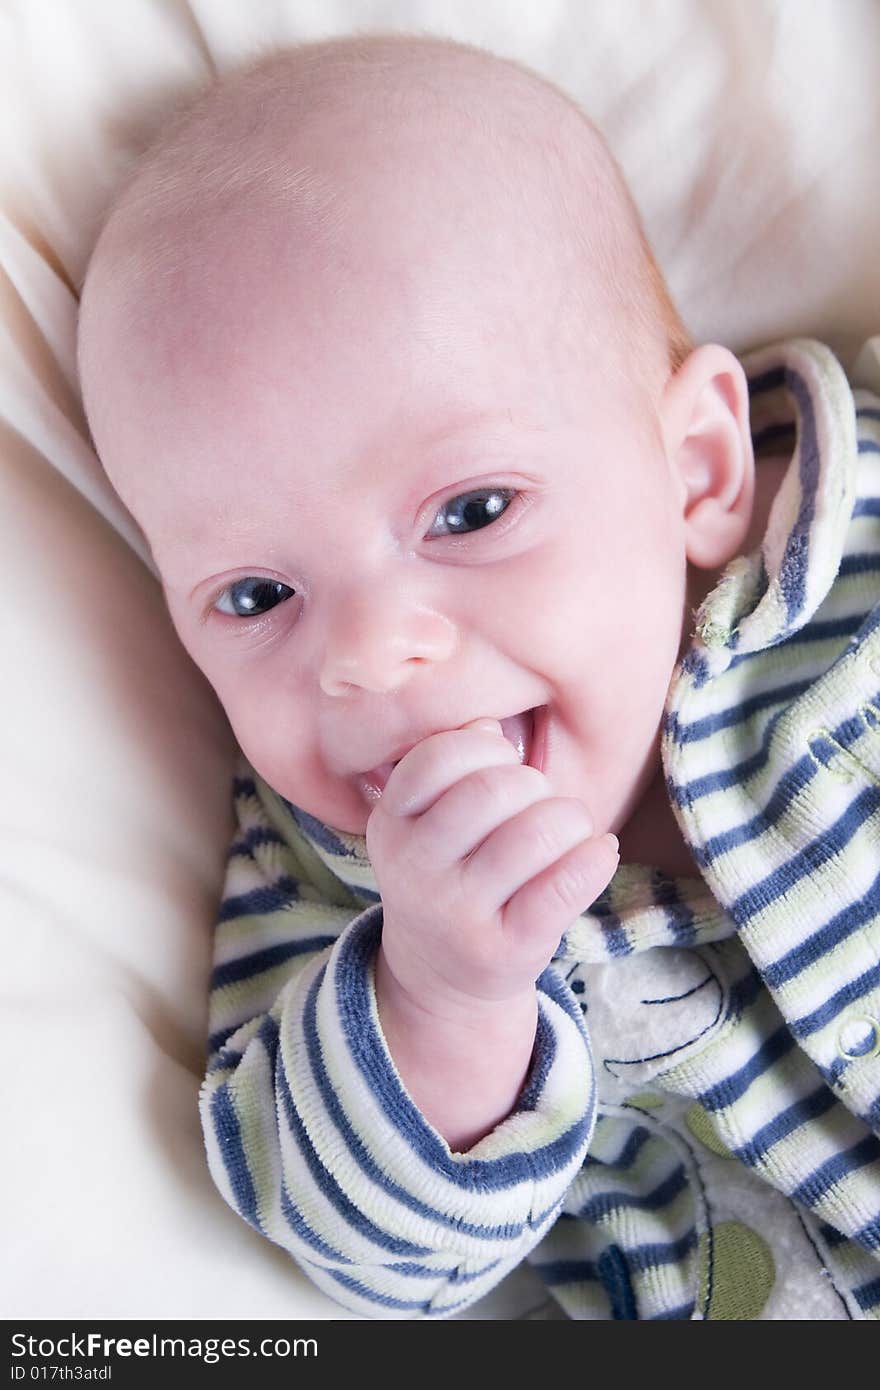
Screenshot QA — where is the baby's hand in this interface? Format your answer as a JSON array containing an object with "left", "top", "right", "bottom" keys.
[{"left": 367, "top": 719, "right": 619, "bottom": 1014}]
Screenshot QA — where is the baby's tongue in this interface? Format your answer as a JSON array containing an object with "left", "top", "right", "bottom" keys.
[{"left": 499, "top": 709, "right": 532, "bottom": 765}]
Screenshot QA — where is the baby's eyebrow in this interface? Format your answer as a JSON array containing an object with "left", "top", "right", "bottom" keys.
[
  {"left": 403, "top": 414, "right": 551, "bottom": 484},
  {"left": 420, "top": 410, "right": 550, "bottom": 447}
]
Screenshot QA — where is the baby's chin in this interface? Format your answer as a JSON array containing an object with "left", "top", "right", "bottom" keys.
[
  {"left": 258, "top": 764, "right": 372, "bottom": 838},
  {"left": 322, "top": 802, "right": 371, "bottom": 838}
]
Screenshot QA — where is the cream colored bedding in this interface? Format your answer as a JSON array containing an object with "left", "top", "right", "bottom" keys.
[{"left": 2, "top": 0, "right": 879, "bottom": 1318}]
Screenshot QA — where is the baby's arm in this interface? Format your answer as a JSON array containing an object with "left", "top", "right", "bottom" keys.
[
  {"left": 369, "top": 719, "right": 620, "bottom": 1150},
  {"left": 200, "top": 754, "right": 604, "bottom": 1319}
]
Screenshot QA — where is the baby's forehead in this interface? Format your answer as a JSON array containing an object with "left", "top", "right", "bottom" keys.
[
  {"left": 85, "top": 38, "right": 637, "bottom": 331},
  {"left": 78, "top": 38, "right": 673, "bottom": 533}
]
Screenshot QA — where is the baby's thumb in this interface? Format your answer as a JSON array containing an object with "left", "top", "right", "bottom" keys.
[{"left": 461, "top": 718, "right": 503, "bottom": 735}]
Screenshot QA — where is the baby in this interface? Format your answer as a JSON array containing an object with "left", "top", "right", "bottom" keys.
[{"left": 77, "top": 34, "right": 880, "bottom": 1320}]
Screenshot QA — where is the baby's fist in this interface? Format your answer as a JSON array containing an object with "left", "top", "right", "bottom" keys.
[{"left": 366, "top": 719, "right": 619, "bottom": 1010}]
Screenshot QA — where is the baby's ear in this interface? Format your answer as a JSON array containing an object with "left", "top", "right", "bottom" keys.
[{"left": 659, "top": 344, "right": 755, "bottom": 571}]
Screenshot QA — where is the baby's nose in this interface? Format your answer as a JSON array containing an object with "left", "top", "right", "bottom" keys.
[{"left": 318, "top": 590, "right": 458, "bottom": 696}]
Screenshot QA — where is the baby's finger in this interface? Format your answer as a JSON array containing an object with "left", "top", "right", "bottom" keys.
[
  {"left": 501, "top": 834, "right": 620, "bottom": 946},
  {"left": 462, "top": 796, "right": 595, "bottom": 911},
  {"left": 411, "top": 761, "right": 555, "bottom": 867},
  {"left": 380, "top": 722, "right": 520, "bottom": 818}
]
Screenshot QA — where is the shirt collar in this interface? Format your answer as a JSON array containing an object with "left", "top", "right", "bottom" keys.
[{"left": 682, "top": 338, "right": 858, "bottom": 681}]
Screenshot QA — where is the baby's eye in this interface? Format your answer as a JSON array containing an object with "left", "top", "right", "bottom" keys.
[
  {"left": 214, "top": 577, "right": 295, "bottom": 619},
  {"left": 426, "top": 487, "right": 516, "bottom": 538}
]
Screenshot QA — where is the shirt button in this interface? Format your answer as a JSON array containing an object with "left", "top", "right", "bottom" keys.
[{"left": 836, "top": 1015, "right": 880, "bottom": 1060}]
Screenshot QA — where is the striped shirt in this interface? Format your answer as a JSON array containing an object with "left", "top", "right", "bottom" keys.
[{"left": 201, "top": 339, "right": 880, "bottom": 1319}]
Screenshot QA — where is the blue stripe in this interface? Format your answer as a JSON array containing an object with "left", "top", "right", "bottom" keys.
[
  {"left": 285, "top": 801, "right": 363, "bottom": 859},
  {"left": 227, "top": 824, "right": 286, "bottom": 859},
  {"left": 667, "top": 707, "right": 807, "bottom": 809},
  {"left": 694, "top": 752, "right": 818, "bottom": 869},
  {"left": 208, "top": 1085, "right": 261, "bottom": 1231},
  {"left": 724, "top": 957, "right": 766, "bottom": 1018},
  {"left": 748, "top": 366, "right": 786, "bottom": 397},
  {"left": 534, "top": 1228, "right": 698, "bottom": 1283},
  {"left": 627, "top": 1228, "right": 699, "bottom": 1272},
  {"left": 699, "top": 712, "right": 878, "bottom": 869},
  {"left": 424, "top": 1295, "right": 477, "bottom": 1317},
  {"left": 808, "top": 705, "right": 880, "bottom": 764},
  {"left": 699, "top": 1024, "right": 794, "bottom": 1112},
  {"left": 762, "top": 852, "right": 880, "bottom": 992},
  {"left": 211, "top": 935, "right": 336, "bottom": 990},
  {"left": 385, "top": 1257, "right": 502, "bottom": 1284},
  {"left": 532, "top": 1257, "right": 597, "bottom": 1285},
  {"left": 775, "top": 366, "right": 821, "bottom": 629},
  {"left": 586, "top": 896, "right": 632, "bottom": 957},
  {"left": 208, "top": 1017, "right": 261, "bottom": 1061},
  {"left": 792, "top": 1135, "right": 880, "bottom": 1239},
  {"left": 783, "top": 612, "right": 880, "bottom": 645},
  {"left": 733, "top": 1085, "right": 838, "bottom": 1166},
  {"left": 727, "top": 786, "right": 879, "bottom": 931},
  {"left": 839, "top": 552, "right": 880, "bottom": 578},
  {"left": 856, "top": 602, "right": 880, "bottom": 643},
  {"left": 518, "top": 1008, "right": 557, "bottom": 1111},
  {"left": 278, "top": 1183, "right": 355, "bottom": 1266},
  {"left": 326, "top": 1266, "right": 441, "bottom": 1313},
  {"left": 207, "top": 1048, "right": 241, "bottom": 1074},
  {"left": 807, "top": 712, "right": 880, "bottom": 779},
  {"left": 577, "top": 1165, "right": 688, "bottom": 1223},
  {"left": 672, "top": 614, "right": 873, "bottom": 811},
  {"left": 326, "top": 1258, "right": 503, "bottom": 1315},
  {"left": 853, "top": 1275, "right": 880, "bottom": 1312},
  {"left": 598, "top": 1244, "right": 637, "bottom": 1319},
  {"left": 752, "top": 421, "right": 796, "bottom": 453},
  {"left": 665, "top": 677, "right": 813, "bottom": 750},
  {"left": 269, "top": 1013, "right": 435, "bottom": 1258},
  {"left": 218, "top": 877, "right": 301, "bottom": 921},
  {"left": 651, "top": 874, "right": 699, "bottom": 945},
  {"left": 791, "top": 957, "right": 880, "bottom": 1041},
  {"left": 583, "top": 1124, "right": 651, "bottom": 1172},
  {"left": 856, "top": 407, "right": 880, "bottom": 422},
  {"left": 678, "top": 647, "right": 712, "bottom": 688},
  {"left": 819, "top": 1221, "right": 849, "bottom": 1248}
]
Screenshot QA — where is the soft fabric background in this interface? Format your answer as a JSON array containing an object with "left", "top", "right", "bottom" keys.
[{"left": 2, "top": 0, "right": 879, "bottom": 1319}]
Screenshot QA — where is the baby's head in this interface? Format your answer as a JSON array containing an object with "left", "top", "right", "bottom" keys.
[{"left": 77, "top": 34, "right": 756, "bottom": 840}]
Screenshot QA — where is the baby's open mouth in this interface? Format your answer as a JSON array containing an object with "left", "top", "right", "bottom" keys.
[
  {"left": 358, "top": 706, "right": 542, "bottom": 804},
  {"left": 498, "top": 707, "right": 534, "bottom": 766}
]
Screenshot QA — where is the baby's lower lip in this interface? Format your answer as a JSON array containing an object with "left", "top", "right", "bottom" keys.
[
  {"left": 356, "top": 707, "right": 544, "bottom": 806},
  {"left": 357, "top": 762, "right": 396, "bottom": 804}
]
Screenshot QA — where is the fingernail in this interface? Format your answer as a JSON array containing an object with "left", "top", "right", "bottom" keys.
[
  {"left": 605, "top": 833, "right": 620, "bottom": 855},
  {"left": 466, "top": 718, "right": 503, "bottom": 734}
]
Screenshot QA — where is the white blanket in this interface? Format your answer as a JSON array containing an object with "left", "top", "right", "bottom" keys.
[{"left": 3, "top": 0, "right": 879, "bottom": 1319}]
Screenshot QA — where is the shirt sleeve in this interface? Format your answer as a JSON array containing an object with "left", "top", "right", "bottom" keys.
[{"left": 200, "top": 765, "right": 598, "bottom": 1319}]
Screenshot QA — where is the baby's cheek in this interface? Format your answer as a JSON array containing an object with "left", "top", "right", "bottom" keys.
[
  {"left": 229, "top": 700, "right": 349, "bottom": 820},
  {"left": 209, "top": 677, "right": 286, "bottom": 771}
]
